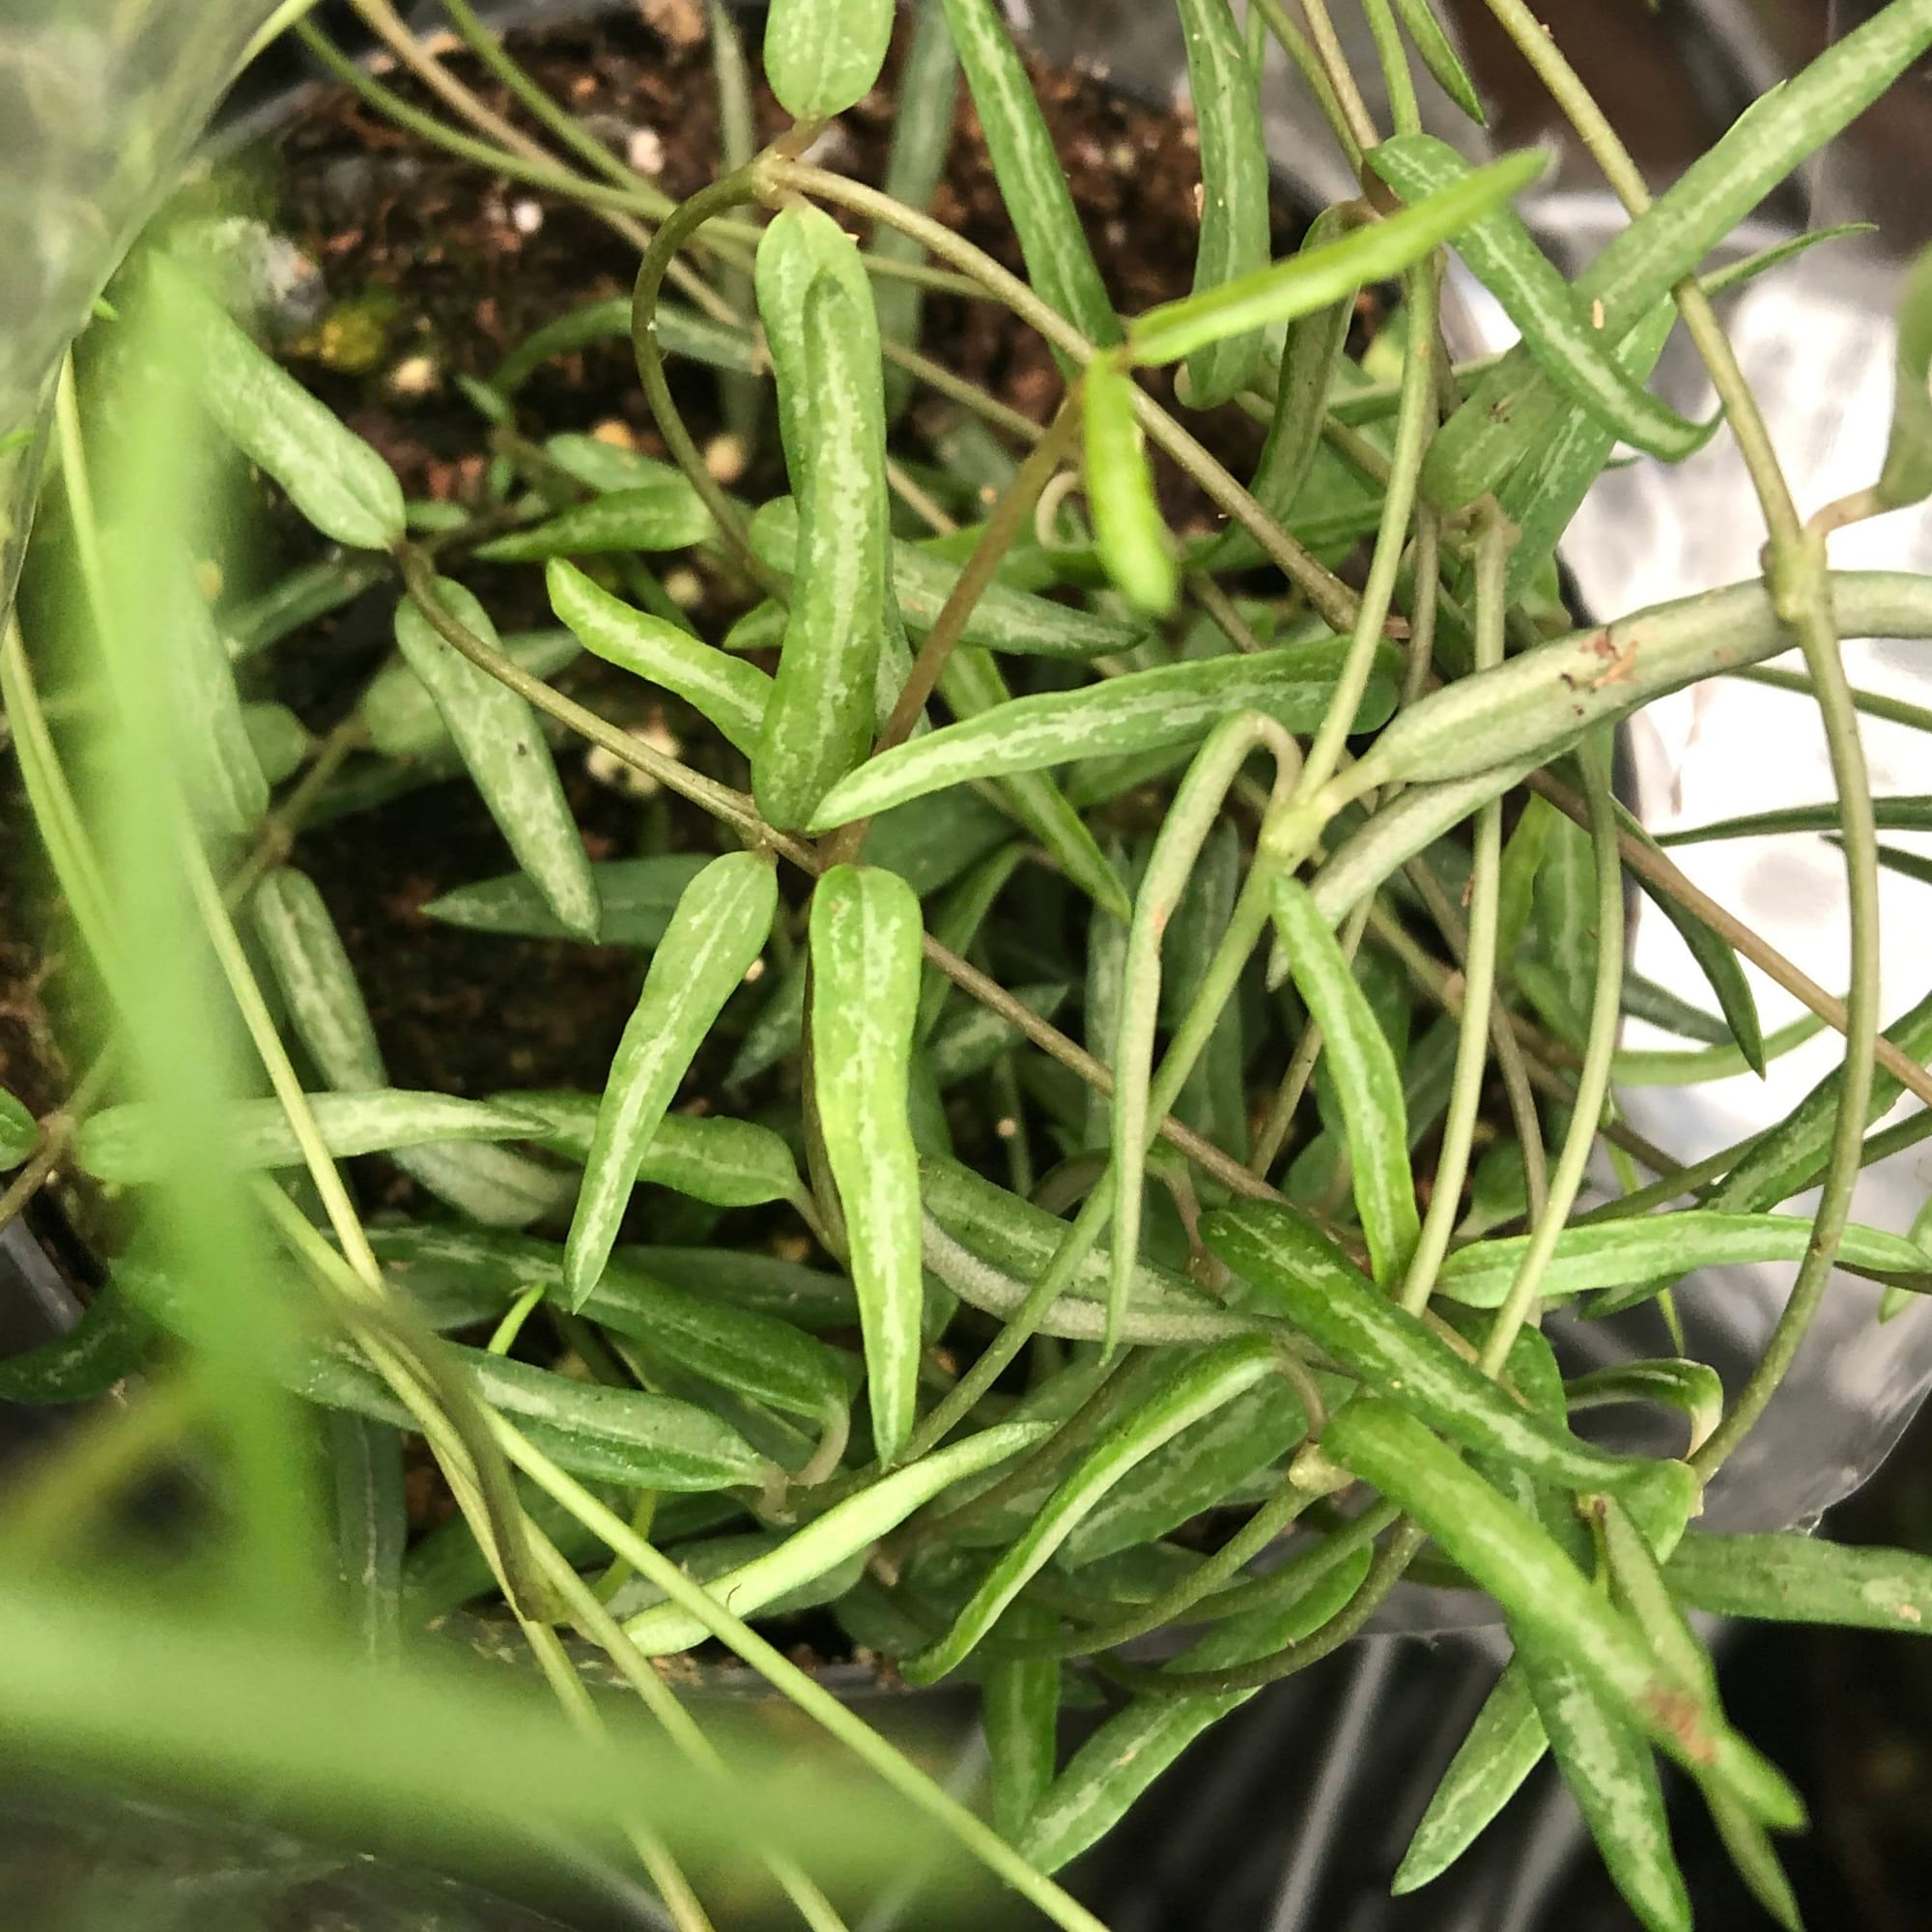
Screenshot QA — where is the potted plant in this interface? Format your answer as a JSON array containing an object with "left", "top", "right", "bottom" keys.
[{"left": 5, "top": 1, "right": 1932, "bottom": 1926}]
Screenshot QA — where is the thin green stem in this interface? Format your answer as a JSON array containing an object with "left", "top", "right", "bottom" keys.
[
  {"left": 1479, "top": 735, "right": 1624, "bottom": 1372},
  {"left": 435, "top": 0, "right": 646, "bottom": 192},
  {"left": 874, "top": 399, "right": 1081, "bottom": 756},
  {"left": 1296, "top": 261, "right": 1435, "bottom": 796},
  {"left": 1401, "top": 513, "right": 1509, "bottom": 1313},
  {"left": 1361, "top": 0, "right": 1421, "bottom": 135},
  {"left": 1734, "top": 664, "right": 1932, "bottom": 737},
  {"left": 1250, "top": 0, "right": 1364, "bottom": 168},
  {"left": 1290, "top": 0, "right": 1383, "bottom": 153},
  {"left": 632, "top": 169, "right": 782, "bottom": 594}
]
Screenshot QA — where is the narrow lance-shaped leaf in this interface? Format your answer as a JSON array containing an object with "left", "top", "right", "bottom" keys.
[
  {"left": 497, "top": 1093, "right": 803, "bottom": 1209},
  {"left": 1083, "top": 356, "right": 1179, "bottom": 616},
  {"left": 548, "top": 558, "right": 771, "bottom": 755},
  {"left": 810, "top": 865, "right": 926, "bottom": 1463},
  {"left": 327, "top": 1413, "right": 407, "bottom": 1660},
  {"left": 360, "top": 628, "right": 580, "bottom": 759},
  {"left": 621, "top": 1421, "right": 1047, "bottom": 1655},
  {"left": 422, "top": 854, "right": 710, "bottom": 948},
  {"left": 1271, "top": 880, "right": 1419, "bottom": 1281},
  {"left": 1221, "top": 205, "right": 1354, "bottom": 566},
  {"left": 1368, "top": 134, "right": 1709, "bottom": 460},
  {"left": 471, "top": 483, "right": 713, "bottom": 561},
  {"left": 746, "top": 497, "right": 1147, "bottom": 660},
  {"left": 763, "top": 0, "right": 895, "bottom": 122},
  {"left": 1879, "top": 242, "right": 1932, "bottom": 509},
  {"left": 0, "top": 1086, "right": 38, "bottom": 1168},
  {"left": 564, "top": 851, "right": 778, "bottom": 1307},
  {"left": 1177, "top": 0, "right": 1272, "bottom": 407},
  {"left": 934, "top": 647, "right": 1133, "bottom": 920},
  {"left": 163, "top": 566, "right": 269, "bottom": 842},
  {"left": 250, "top": 866, "right": 570, "bottom": 1229},
  {"left": 1322, "top": 1398, "right": 1804, "bottom": 1828},
  {"left": 1661, "top": 792, "right": 1932, "bottom": 846},
  {"left": 810, "top": 634, "right": 1400, "bottom": 830},
  {"left": 903, "top": 1338, "right": 1285, "bottom": 1684},
  {"left": 1394, "top": 1660, "right": 1546, "bottom": 1893},
  {"left": 1205, "top": 1204, "right": 1637, "bottom": 1488},
  {"left": 0, "top": 1279, "right": 154, "bottom": 1405},
  {"left": 983, "top": 1605, "right": 1062, "bottom": 1842},
  {"left": 1519, "top": 1644, "right": 1692, "bottom": 1932},
  {"left": 394, "top": 578, "right": 600, "bottom": 941},
  {"left": 151, "top": 256, "right": 405, "bottom": 551},
  {"left": 1665, "top": 1529, "right": 1932, "bottom": 1633},
  {"left": 1018, "top": 1546, "right": 1374, "bottom": 1874},
  {"left": 753, "top": 209, "right": 895, "bottom": 830},
  {"left": 1129, "top": 148, "right": 1548, "bottom": 367},
  {"left": 76, "top": 1091, "right": 548, "bottom": 1184},
  {"left": 939, "top": 0, "right": 1122, "bottom": 353},
  {"left": 1384, "top": 0, "right": 1486, "bottom": 123},
  {"left": 1437, "top": 1209, "right": 1928, "bottom": 1308}
]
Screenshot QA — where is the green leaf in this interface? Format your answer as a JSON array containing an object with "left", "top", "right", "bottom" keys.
[
  {"left": 472, "top": 483, "right": 714, "bottom": 561},
  {"left": 932, "top": 647, "right": 1133, "bottom": 919},
  {"left": 938, "top": 0, "right": 1122, "bottom": 353},
  {"left": 1665, "top": 1529, "right": 1932, "bottom": 1633},
  {"left": 1438, "top": 1209, "right": 1929, "bottom": 1308},
  {"left": 1128, "top": 148, "right": 1548, "bottom": 366},
  {"left": 494, "top": 299, "right": 759, "bottom": 393},
  {"left": 874, "top": 0, "right": 962, "bottom": 417},
  {"left": 753, "top": 208, "right": 895, "bottom": 830},
  {"left": 152, "top": 257, "right": 406, "bottom": 551},
  {"left": 1879, "top": 242, "right": 1932, "bottom": 510},
  {"left": 747, "top": 497, "right": 1146, "bottom": 659},
  {"left": 1520, "top": 1645, "right": 1691, "bottom": 1932},
  {"left": 327, "top": 1414, "right": 406, "bottom": 1660},
  {"left": 496, "top": 1092, "right": 801, "bottom": 1208},
  {"left": 810, "top": 865, "right": 927, "bottom": 1463},
  {"left": 621, "top": 1422, "right": 1046, "bottom": 1655},
  {"left": 1566, "top": 1360, "right": 1725, "bottom": 1456},
  {"left": 0, "top": 1281, "right": 154, "bottom": 1404},
  {"left": 762, "top": 0, "right": 894, "bottom": 119},
  {"left": 77, "top": 1091, "right": 548, "bottom": 1184},
  {"left": 563, "top": 852, "right": 778, "bottom": 1306},
  {"left": 1323, "top": 1399, "right": 1802, "bottom": 1826},
  {"left": 1709, "top": 982, "right": 1932, "bottom": 1213},
  {"left": 359, "top": 627, "right": 580, "bottom": 759},
  {"left": 548, "top": 558, "right": 770, "bottom": 754},
  {"left": 1177, "top": 0, "right": 1273, "bottom": 406},
  {"left": 1370, "top": 134, "right": 1706, "bottom": 459},
  {"left": 1661, "top": 792, "right": 1932, "bottom": 845},
  {"left": 1270, "top": 880, "right": 1419, "bottom": 1280},
  {"left": 242, "top": 701, "right": 315, "bottom": 785},
  {"left": 0, "top": 1086, "right": 38, "bottom": 1168},
  {"left": 809, "top": 635, "right": 1398, "bottom": 830},
  {"left": 1083, "top": 357, "right": 1179, "bottom": 615},
  {"left": 1384, "top": 0, "right": 1486, "bottom": 122},
  {"left": 421, "top": 853, "right": 710, "bottom": 947},
  {"left": 983, "top": 1605, "right": 1062, "bottom": 1841},
  {"left": 903, "top": 1338, "right": 1284, "bottom": 1683},
  {"left": 1206, "top": 1204, "right": 1636, "bottom": 1489},
  {"left": 1017, "top": 1543, "right": 1374, "bottom": 1872},
  {"left": 395, "top": 578, "right": 600, "bottom": 941},
  {"left": 1394, "top": 1660, "right": 1544, "bottom": 1892}
]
